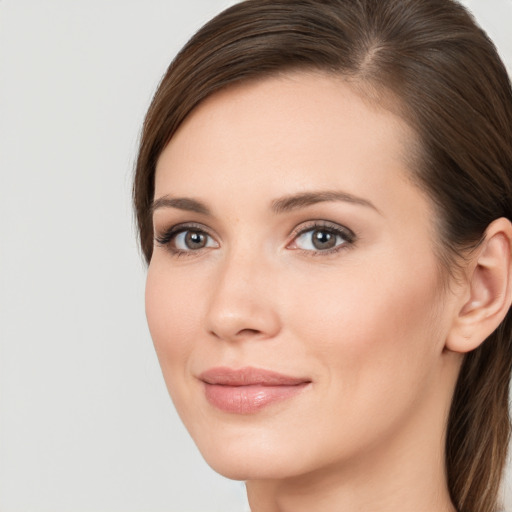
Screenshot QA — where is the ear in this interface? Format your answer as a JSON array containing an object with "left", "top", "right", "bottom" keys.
[{"left": 446, "top": 217, "right": 512, "bottom": 353}]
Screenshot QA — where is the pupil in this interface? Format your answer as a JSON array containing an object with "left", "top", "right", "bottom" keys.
[
  {"left": 313, "top": 230, "right": 336, "bottom": 250},
  {"left": 186, "top": 231, "right": 206, "bottom": 249}
]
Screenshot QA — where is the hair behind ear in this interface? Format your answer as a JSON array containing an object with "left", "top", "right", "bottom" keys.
[{"left": 446, "top": 313, "right": 512, "bottom": 512}]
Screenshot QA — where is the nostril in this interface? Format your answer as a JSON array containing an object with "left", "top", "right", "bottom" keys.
[
  {"left": 208, "top": 328, "right": 261, "bottom": 339},
  {"left": 236, "top": 328, "right": 262, "bottom": 337}
]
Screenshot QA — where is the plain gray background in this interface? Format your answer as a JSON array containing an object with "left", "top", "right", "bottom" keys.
[{"left": 1, "top": 1, "right": 511, "bottom": 511}]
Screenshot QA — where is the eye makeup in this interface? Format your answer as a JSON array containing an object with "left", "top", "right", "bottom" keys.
[
  {"left": 154, "top": 222, "right": 218, "bottom": 257},
  {"left": 287, "top": 220, "right": 356, "bottom": 256},
  {"left": 154, "top": 218, "right": 356, "bottom": 259}
]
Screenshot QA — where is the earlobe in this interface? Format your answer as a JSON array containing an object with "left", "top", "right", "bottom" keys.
[{"left": 446, "top": 217, "right": 512, "bottom": 353}]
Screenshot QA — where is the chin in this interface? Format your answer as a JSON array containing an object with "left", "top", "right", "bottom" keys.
[
  {"left": 202, "top": 450, "right": 304, "bottom": 481},
  {"left": 191, "top": 433, "right": 283, "bottom": 479}
]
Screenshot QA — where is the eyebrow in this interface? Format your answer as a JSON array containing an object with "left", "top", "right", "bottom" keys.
[
  {"left": 271, "top": 190, "right": 380, "bottom": 214},
  {"left": 151, "top": 195, "right": 211, "bottom": 215},
  {"left": 150, "top": 190, "right": 379, "bottom": 216}
]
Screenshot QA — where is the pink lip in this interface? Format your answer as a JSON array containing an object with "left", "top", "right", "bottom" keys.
[{"left": 199, "top": 367, "right": 311, "bottom": 414}]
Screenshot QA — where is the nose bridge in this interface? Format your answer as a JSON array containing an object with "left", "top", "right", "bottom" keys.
[{"left": 205, "top": 242, "right": 280, "bottom": 341}]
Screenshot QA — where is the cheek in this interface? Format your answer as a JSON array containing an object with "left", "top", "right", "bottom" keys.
[
  {"left": 283, "top": 256, "right": 444, "bottom": 393},
  {"left": 145, "top": 261, "right": 213, "bottom": 425},
  {"left": 145, "top": 263, "right": 201, "bottom": 369}
]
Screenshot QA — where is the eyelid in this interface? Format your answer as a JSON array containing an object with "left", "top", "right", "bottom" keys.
[
  {"left": 287, "top": 220, "right": 356, "bottom": 253},
  {"left": 154, "top": 222, "right": 219, "bottom": 253}
]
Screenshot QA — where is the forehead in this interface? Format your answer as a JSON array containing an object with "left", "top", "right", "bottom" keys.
[{"left": 154, "top": 71, "right": 422, "bottom": 215}]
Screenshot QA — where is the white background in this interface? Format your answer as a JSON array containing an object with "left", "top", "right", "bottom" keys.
[{"left": 1, "top": 1, "right": 511, "bottom": 511}]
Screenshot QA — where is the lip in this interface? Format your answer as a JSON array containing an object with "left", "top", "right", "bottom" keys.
[{"left": 199, "top": 367, "right": 311, "bottom": 414}]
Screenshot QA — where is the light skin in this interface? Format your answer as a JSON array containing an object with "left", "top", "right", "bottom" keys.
[{"left": 145, "top": 72, "right": 512, "bottom": 512}]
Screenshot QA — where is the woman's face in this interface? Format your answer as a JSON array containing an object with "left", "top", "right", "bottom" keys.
[{"left": 146, "top": 73, "right": 460, "bottom": 481}]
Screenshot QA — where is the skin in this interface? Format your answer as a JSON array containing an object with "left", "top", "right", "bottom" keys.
[{"left": 145, "top": 72, "right": 486, "bottom": 512}]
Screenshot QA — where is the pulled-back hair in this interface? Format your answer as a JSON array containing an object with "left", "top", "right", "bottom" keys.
[{"left": 133, "top": 1, "right": 512, "bottom": 510}]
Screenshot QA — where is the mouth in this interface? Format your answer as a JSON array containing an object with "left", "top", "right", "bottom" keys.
[{"left": 198, "top": 367, "right": 311, "bottom": 414}]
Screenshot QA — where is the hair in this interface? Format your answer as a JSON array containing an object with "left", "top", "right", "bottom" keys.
[{"left": 133, "top": 1, "right": 512, "bottom": 511}]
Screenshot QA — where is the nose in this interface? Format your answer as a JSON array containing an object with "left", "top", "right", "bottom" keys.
[{"left": 205, "top": 250, "right": 281, "bottom": 342}]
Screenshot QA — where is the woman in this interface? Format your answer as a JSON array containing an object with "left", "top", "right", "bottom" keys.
[{"left": 133, "top": 1, "right": 512, "bottom": 511}]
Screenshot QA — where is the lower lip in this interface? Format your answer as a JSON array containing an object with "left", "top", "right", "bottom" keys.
[{"left": 203, "top": 383, "right": 309, "bottom": 414}]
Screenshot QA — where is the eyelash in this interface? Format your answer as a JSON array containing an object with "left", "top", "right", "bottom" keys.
[
  {"left": 289, "top": 221, "right": 356, "bottom": 256},
  {"left": 154, "top": 220, "right": 356, "bottom": 257},
  {"left": 154, "top": 222, "right": 216, "bottom": 257}
]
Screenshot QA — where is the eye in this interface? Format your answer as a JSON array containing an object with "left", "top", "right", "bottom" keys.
[
  {"left": 288, "top": 222, "right": 355, "bottom": 253},
  {"left": 155, "top": 225, "right": 219, "bottom": 254},
  {"left": 174, "top": 230, "right": 216, "bottom": 250}
]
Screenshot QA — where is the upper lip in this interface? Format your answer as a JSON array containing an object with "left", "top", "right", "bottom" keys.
[{"left": 199, "top": 366, "right": 311, "bottom": 386}]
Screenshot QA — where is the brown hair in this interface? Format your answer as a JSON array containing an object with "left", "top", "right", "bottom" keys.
[{"left": 133, "top": 1, "right": 512, "bottom": 510}]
